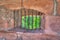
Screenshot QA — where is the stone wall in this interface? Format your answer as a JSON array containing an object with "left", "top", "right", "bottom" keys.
[
  {"left": 0, "top": 32, "right": 60, "bottom": 40},
  {"left": 0, "top": 0, "right": 60, "bottom": 40}
]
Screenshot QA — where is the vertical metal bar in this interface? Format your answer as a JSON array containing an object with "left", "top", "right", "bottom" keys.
[
  {"left": 24, "top": 8, "right": 26, "bottom": 29},
  {"left": 26, "top": 9, "right": 29, "bottom": 28},
  {"left": 39, "top": 12, "right": 41, "bottom": 29},
  {"left": 19, "top": 9, "right": 21, "bottom": 27},
  {"left": 25, "top": 8, "right": 26, "bottom": 29},
  {"left": 28, "top": 9, "right": 30, "bottom": 30},
  {"left": 18, "top": 10, "right": 19, "bottom": 27},
  {"left": 53, "top": 0, "right": 57, "bottom": 15},
  {"left": 13, "top": 10, "right": 15, "bottom": 28},
  {"left": 32, "top": 10, "right": 33, "bottom": 30},
  {"left": 36, "top": 10, "right": 37, "bottom": 29},
  {"left": 15, "top": 10, "right": 17, "bottom": 27},
  {"left": 21, "top": 9, "right": 22, "bottom": 28},
  {"left": 17, "top": 10, "right": 19, "bottom": 27},
  {"left": 29, "top": 9, "right": 31, "bottom": 30},
  {"left": 21, "top": 0, "right": 24, "bottom": 28},
  {"left": 34, "top": 10, "right": 36, "bottom": 30},
  {"left": 15, "top": 10, "right": 16, "bottom": 27}
]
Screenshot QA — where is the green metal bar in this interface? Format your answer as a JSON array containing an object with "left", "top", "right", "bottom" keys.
[
  {"left": 32, "top": 10, "right": 33, "bottom": 30},
  {"left": 28, "top": 9, "right": 30, "bottom": 29},
  {"left": 24, "top": 8, "right": 26, "bottom": 29}
]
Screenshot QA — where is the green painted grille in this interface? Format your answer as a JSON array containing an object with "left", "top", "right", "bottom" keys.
[{"left": 22, "top": 15, "right": 41, "bottom": 29}]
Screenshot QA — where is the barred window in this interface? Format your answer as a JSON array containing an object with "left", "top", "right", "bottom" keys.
[{"left": 12, "top": 8, "right": 44, "bottom": 32}]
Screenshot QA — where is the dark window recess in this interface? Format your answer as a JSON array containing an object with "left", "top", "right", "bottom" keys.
[{"left": 9, "top": 8, "right": 44, "bottom": 33}]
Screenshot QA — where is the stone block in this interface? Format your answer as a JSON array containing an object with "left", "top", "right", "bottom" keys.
[
  {"left": 45, "top": 15, "right": 60, "bottom": 35},
  {"left": 0, "top": 31, "right": 17, "bottom": 40}
]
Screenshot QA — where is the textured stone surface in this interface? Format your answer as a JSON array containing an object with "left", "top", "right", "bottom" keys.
[
  {"left": 0, "top": 6, "right": 14, "bottom": 30},
  {"left": 45, "top": 15, "right": 60, "bottom": 35},
  {"left": 23, "top": 0, "right": 53, "bottom": 15},
  {"left": 0, "top": 0, "right": 21, "bottom": 10},
  {"left": 0, "top": 0, "right": 60, "bottom": 15},
  {"left": 0, "top": 32, "right": 60, "bottom": 40},
  {"left": 0, "top": 31, "right": 17, "bottom": 40},
  {"left": 57, "top": 0, "right": 60, "bottom": 15},
  {"left": 22, "top": 33, "right": 60, "bottom": 40},
  {"left": 0, "top": 0, "right": 53, "bottom": 15},
  {"left": 0, "top": 0, "right": 60, "bottom": 40}
]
